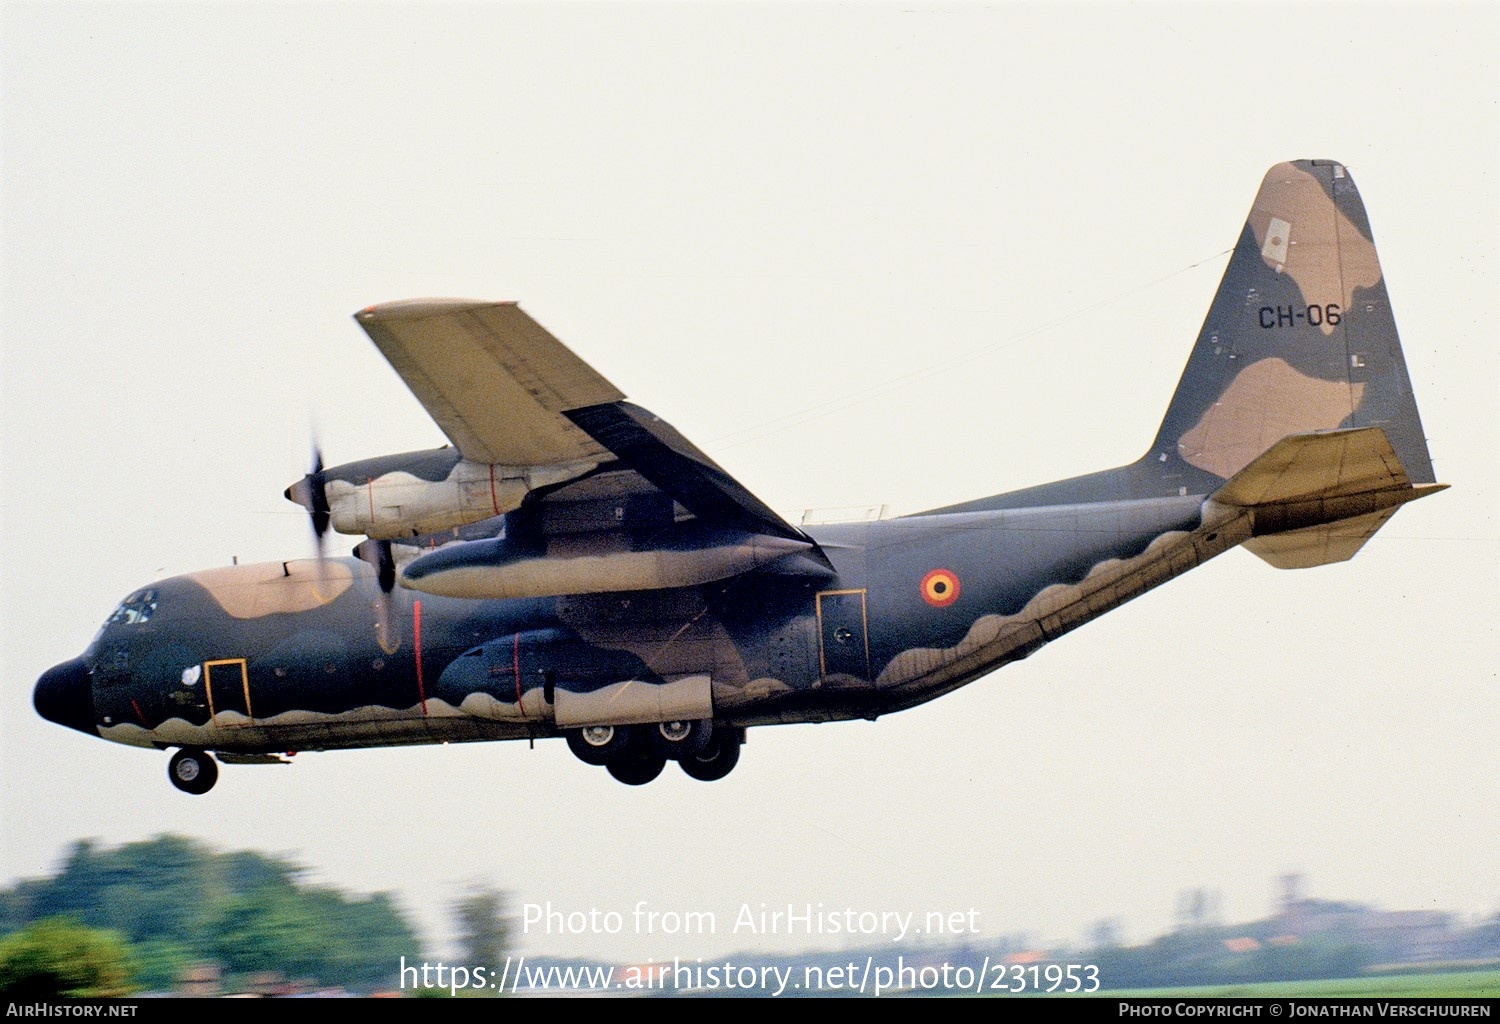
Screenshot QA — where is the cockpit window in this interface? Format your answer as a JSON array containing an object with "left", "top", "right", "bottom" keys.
[{"left": 106, "top": 589, "right": 158, "bottom": 626}]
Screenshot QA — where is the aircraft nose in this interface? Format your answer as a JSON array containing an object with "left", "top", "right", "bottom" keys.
[{"left": 34, "top": 658, "right": 97, "bottom": 735}]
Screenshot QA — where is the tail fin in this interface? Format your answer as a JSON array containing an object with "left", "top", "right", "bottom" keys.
[
  {"left": 921, "top": 160, "right": 1438, "bottom": 515},
  {"left": 1149, "top": 159, "right": 1436, "bottom": 492}
]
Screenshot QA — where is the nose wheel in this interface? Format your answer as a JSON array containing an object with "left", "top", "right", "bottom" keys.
[{"left": 168, "top": 748, "right": 218, "bottom": 795}]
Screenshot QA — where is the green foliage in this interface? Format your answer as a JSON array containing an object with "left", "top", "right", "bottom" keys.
[
  {"left": 207, "top": 882, "right": 416, "bottom": 990},
  {"left": 453, "top": 886, "right": 510, "bottom": 997},
  {"left": 210, "top": 886, "right": 328, "bottom": 981},
  {"left": 0, "top": 917, "right": 134, "bottom": 998},
  {"left": 455, "top": 887, "right": 509, "bottom": 970},
  {"left": 22, "top": 836, "right": 223, "bottom": 948},
  {"left": 0, "top": 835, "right": 423, "bottom": 994},
  {"left": 124, "top": 939, "right": 195, "bottom": 993}
]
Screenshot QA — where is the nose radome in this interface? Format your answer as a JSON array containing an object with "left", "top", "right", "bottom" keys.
[{"left": 34, "top": 658, "right": 97, "bottom": 735}]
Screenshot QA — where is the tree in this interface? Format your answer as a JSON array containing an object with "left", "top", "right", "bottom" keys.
[
  {"left": 0, "top": 918, "right": 134, "bottom": 997},
  {"left": 453, "top": 886, "right": 509, "bottom": 996},
  {"left": 23, "top": 835, "right": 222, "bottom": 947},
  {"left": 0, "top": 835, "right": 425, "bottom": 994}
]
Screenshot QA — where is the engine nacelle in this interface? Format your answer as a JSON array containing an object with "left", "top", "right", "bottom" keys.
[
  {"left": 398, "top": 521, "right": 816, "bottom": 599},
  {"left": 286, "top": 447, "right": 596, "bottom": 540}
]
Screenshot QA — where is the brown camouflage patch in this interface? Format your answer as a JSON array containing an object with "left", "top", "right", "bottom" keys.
[
  {"left": 187, "top": 560, "right": 354, "bottom": 619},
  {"left": 1178, "top": 357, "right": 1364, "bottom": 479}
]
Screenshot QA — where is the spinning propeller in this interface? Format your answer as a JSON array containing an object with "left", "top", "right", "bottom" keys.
[
  {"left": 285, "top": 443, "right": 332, "bottom": 562},
  {"left": 286, "top": 443, "right": 397, "bottom": 601}
]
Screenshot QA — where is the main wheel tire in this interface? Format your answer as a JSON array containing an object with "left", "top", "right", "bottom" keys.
[
  {"left": 680, "top": 728, "right": 742, "bottom": 782},
  {"left": 168, "top": 748, "right": 218, "bottom": 795},
  {"left": 605, "top": 752, "right": 666, "bottom": 786},
  {"left": 566, "top": 725, "right": 633, "bottom": 766},
  {"left": 648, "top": 718, "right": 713, "bottom": 760}
]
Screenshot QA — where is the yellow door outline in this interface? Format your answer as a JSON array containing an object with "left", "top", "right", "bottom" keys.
[
  {"left": 204, "top": 658, "right": 252, "bottom": 723},
  {"left": 815, "top": 589, "right": 871, "bottom": 679}
]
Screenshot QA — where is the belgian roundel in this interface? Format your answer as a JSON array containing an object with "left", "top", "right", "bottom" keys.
[{"left": 920, "top": 569, "right": 960, "bottom": 608}]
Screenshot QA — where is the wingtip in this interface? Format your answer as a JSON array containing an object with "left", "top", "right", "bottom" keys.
[{"left": 355, "top": 298, "right": 518, "bottom": 321}]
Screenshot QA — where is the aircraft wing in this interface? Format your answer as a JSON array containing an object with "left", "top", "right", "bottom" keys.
[
  {"left": 355, "top": 299, "right": 624, "bottom": 466},
  {"left": 564, "top": 402, "right": 812, "bottom": 544},
  {"left": 358, "top": 298, "right": 823, "bottom": 556}
]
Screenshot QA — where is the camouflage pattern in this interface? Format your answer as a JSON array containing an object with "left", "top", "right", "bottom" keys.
[
  {"left": 929, "top": 160, "right": 1435, "bottom": 512},
  {"left": 34, "top": 161, "right": 1445, "bottom": 789}
]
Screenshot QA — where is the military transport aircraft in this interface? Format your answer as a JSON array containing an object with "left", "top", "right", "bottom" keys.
[{"left": 35, "top": 160, "right": 1445, "bottom": 792}]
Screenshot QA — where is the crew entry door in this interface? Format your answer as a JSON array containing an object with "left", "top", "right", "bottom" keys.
[
  {"left": 817, "top": 590, "right": 870, "bottom": 680},
  {"left": 204, "top": 658, "right": 253, "bottom": 725}
]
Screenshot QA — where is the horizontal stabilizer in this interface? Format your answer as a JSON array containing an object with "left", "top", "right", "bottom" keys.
[
  {"left": 1209, "top": 427, "right": 1446, "bottom": 569},
  {"left": 1214, "top": 426, "right": 1410, "bottom": 506},
  {"left": 1243, "top": 508, "right": 1399, "bottom": 569}
]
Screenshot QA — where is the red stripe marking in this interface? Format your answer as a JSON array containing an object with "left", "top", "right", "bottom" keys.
[
  {"left": 413, "top": 599, "right": 428, "bottom": 716},
  {"left": 513, "top": 632, "right": 524, "bottom": 714},
  {"left": 130, "top": 699, "right": 150, "bottom": 727},
  {"left": 367, "top": 478, "right": 376, "bottom": 523},
  {"left": 490, "top": 464, "right": 500, "bottom": 515}
]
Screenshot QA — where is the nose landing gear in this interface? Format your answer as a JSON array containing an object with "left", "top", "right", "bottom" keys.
[{"left": 168, "top": 748, "right": 218, "bottom": 795}]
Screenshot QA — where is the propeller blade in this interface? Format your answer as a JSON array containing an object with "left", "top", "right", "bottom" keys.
[
  {"left": 284, "top": 444, "right": 332, "bottom": 553},
  {"left": 354, "top": 538, "right": 401, "bottom": 650},
  {"left": 354, "top": 538, "right": 397, "bottom": 594},
  {"left": 308, "top": 445, "right": 331, "bottom": 542}
]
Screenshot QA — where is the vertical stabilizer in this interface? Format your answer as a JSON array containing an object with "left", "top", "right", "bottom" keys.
[
  {"left": 1149, "top": 159, "right": 1435, "bottom": 491},
  {"left": 925, "top": 160, "right": 1437, "bottom": 515}
]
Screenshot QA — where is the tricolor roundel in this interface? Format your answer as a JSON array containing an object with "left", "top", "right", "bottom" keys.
[{"left": 920, "top": 568, "right": 961, "bottom": 608}]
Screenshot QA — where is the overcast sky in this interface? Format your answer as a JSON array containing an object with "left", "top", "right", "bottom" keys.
[{"left": 3, "top": 2, "right": 1495, "bottom": 965}]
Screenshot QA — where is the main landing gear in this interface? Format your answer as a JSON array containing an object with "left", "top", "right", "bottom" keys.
[
  {"left": 566, "top": 722, "right": 743, "bottom": 785},
  {"left": 167, "top": 748, "right": 218, "bottom": 795}
]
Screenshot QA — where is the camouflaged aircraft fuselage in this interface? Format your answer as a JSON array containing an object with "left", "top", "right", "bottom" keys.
[{"left": 35, "top": 160, "right": 1445, "bottom": 790}]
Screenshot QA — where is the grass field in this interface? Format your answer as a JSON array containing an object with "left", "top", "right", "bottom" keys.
[{"left": 1101, "top": 969, "right": 1500, "bottom": 999}]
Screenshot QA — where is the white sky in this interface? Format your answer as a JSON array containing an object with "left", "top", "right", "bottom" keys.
[{"left": 2, "top": 2, "right": 1496, "bottom": 964}]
